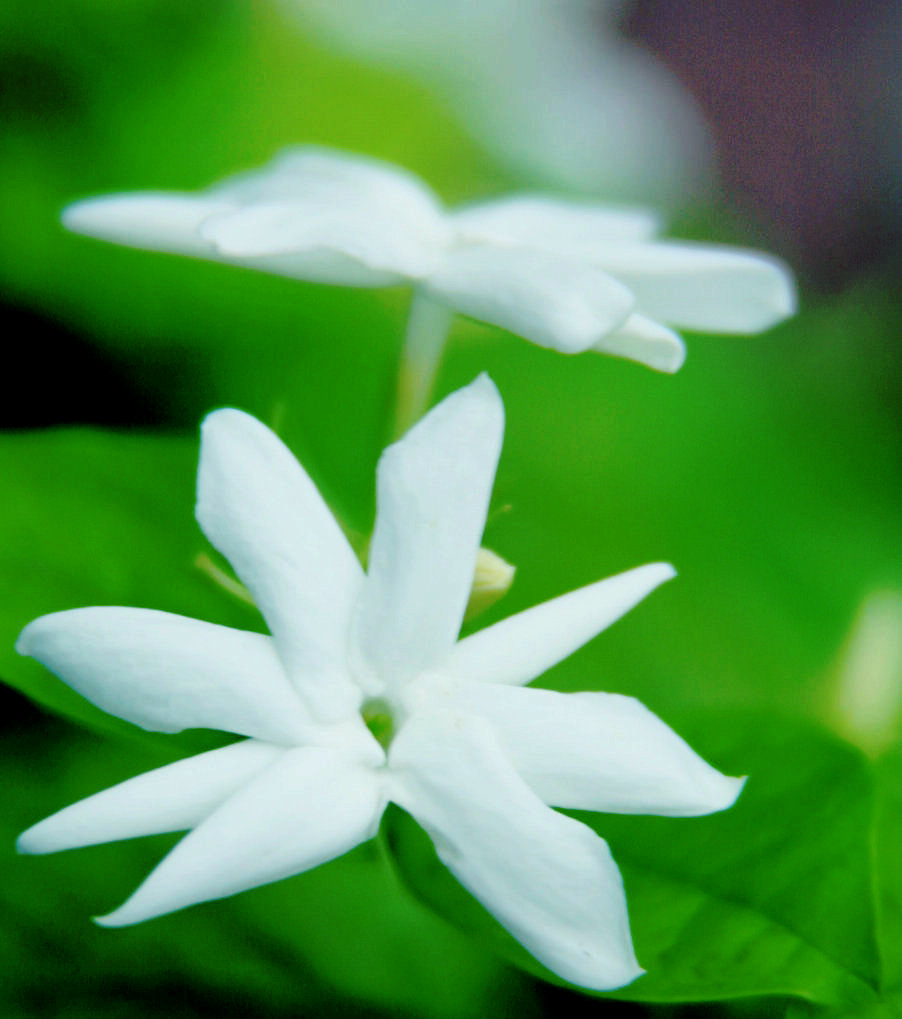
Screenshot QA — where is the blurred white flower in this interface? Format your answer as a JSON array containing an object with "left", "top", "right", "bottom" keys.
[
  {"left": 830, "top": 589, "right": 902, "bottom": 756},
  {"left": 16, "top": 376, "right": 743, "bottom": 991},
  {"left": 287, "top": 0, "right": 714, "bottom": 203},
  {"left": 64, "top": 148, "right": 796, "bottom": 373}
]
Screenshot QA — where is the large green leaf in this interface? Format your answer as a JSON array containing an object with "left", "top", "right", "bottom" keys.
[
  {"left": 781, "top": 744, "right": 902, "bottom": 1019},
  {"left": 872, "top": 746, "right": 902, "bottom": 1016}
]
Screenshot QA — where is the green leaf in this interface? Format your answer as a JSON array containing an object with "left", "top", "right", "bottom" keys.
[
  {"left": 873, "top": 745, "right": 902, "bottom": 1015},
  {"left": 386, "top": 711, "right": 882, "bottom": 1010}
]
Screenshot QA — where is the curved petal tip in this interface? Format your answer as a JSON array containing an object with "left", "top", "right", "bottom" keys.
[
  {"left": 15, "top": 620, "right": 37, "bottom": 658},
  {"left": 691, "top": 770, "right": 747, "bottom": 817},
  {"left": 651, "top": 562, "right": 677, "bottom": 584},
  {"left": 469, "top": 371, "right": 501, "bottom": 403},
  {"left": 92, "top": 909, "right": 134, "bottom": 929},
  {"left": 720, "top": 773, "right": 748, "bottom": 811},
  {"left": 16, "top": 826, "right": 44, "bottom": 855},
  {"left": 93, "top": 895, "right": 156, "bottom": 928},
  {"left": 661, "top": 343, "right": 687, "bottom": 374}
]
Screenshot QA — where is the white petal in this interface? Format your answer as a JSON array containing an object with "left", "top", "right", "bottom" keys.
[
  {"left": 452, "top": 195, "right": 661, "bottom": 254},
  {"left": 16, "top": 608, "right": 313, "bottom": 743},
  {"left": 389, "top": 712, "right": 642, "bottom": 991},
  {"left": 352, "top": 376, "right": 503, "bottom": 690},
  {"left": 197, "top": 409, "right": 364, "bottom": 721},
  {"left": 97, "top": 746, "right": 385, "bottom": 926},
  {"left": 17, "top": 740, "right": 284, "bottom": 854},
  {"left": 592, "top": 313, "right": 686, "bottom": 373},
  {"left": 424, "top": 244, "right": 635, "bottom": 354},
  {"left": 443, "top": 563, "right": 675, "bottom": 687},
  {"left": 62, "top": 194, "right": 231, "bottom": 257},
  {"left": 593, "top": 241, "right": 797, "bottom": 333},
  {"left": 451, "top": 686, "right": 745, "bottom": 815}
]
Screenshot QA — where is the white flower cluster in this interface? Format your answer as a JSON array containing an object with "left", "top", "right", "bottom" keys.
[
  {"left": 63, "top": 148, "right": 795, "bottom": 372},
  {"left": 19, "top": 147, "right": 794, "bottom": 992}
]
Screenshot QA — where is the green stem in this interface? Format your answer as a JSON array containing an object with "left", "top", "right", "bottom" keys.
[{"left": 392, "top": 293, "right": 453, "bottom": 439}]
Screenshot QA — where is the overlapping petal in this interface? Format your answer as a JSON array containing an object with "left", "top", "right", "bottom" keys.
[
  {"left": 16, "top": 608, "right": 313, "bottom": 743},
  {"left": 451, "top": 195, "right": 661, "bottom": 254},
  {"left": 593, "top": 241, "right": 796, "bottom": 333},
  {"left": 198, "top": 201, "right": 440, "bottom": 284},
  {"left": 450, "top": 685, "right": 745, "bottom": 815},
  {"left": 442, "top": 562, "right": 675, "bottom": 687},
  {"left": 97, "top": 746, "right": 386, "bottom": 927},
  {"left": 196, "top": 409, "right": 364, "bottom": 721},
  {"left": 592, "top": 313, "right": 686, "bottom": 373},
  {"left": 423, "top": 244, "right": 635, "bottom": 354},
  {"left": 64, "top": 149, "right": 448, "bottom": 287},
  {"left": 389, "top": 711, "right": 643, "bottom": 991},
  {"left": 214, "top": 147, "right": 444, "bottom": 223},
  {"left": 352, "top": 375, "right": 503, "bottom": 690},
  {"left": 17, "top": 741, "right": 284, "bottom": 854},
  {"left": 199, "top": 149, "right": 448, "bottom": 283},
  {"left": 61, "top": 194, "right": 231, "bottom": 257}
]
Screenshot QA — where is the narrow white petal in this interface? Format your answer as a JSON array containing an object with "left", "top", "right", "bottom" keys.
[
  {"left": 96, "top": 747, "right": 385, "bottom": 926},
  {"left": 452, "top": 195, "right": 661, "bottom": 253},
  {"left": 62, "top": 194, "right": 231, "bottom": 257},
  {"left": 16, "top": 608, "right": 313, "bottom": 743},
  {"left": 353, "top": 376, "right": 503, "bottom": 690},
  {"left": 17, "top": 741, "right": 284, "bottom": 854},
  {"left": 592, "top": 313, "right": 686, "bottom": 373},
  {"left": 423, "top": 244, "right": 635, "bottom": 354},
  {"left": 443, "top": 563, "right": 675, "bottom": 687},
  {"left": 389, "top": 712, "right": 643, "bottom": 991},
  {"left": 451, "top": 686, "right": 745, "bottom": 815},
  {"left": 197, "top": 409, "right": 364, "bottom": 721},
  {"left": 594, "top": 241, "right": 797, "bottom": 333}
]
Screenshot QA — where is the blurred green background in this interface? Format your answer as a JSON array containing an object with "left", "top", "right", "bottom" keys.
[{"left": 2, "top": 2, "right": 901, "bottom": 1017}]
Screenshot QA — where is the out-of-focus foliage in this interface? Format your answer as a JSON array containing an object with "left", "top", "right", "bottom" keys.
[
  {"left": 2, "top": 1, "right": 902, "bottom": 1018},
  {"left": 286, "top": 0, "right": 713, "bottom": 202}
]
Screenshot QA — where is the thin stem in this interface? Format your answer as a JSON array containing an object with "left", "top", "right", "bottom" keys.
[
  {"left": 194, "top": 552, "right": 256, "bottom": 607},
  {"left": 392, "top": 292, "right": 453, "bottom": 439}
]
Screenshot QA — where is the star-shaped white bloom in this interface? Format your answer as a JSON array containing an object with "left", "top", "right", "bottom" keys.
[
  {"left": 63, "top": 147, "right": 795, "bottom": 372},
  {"left": 16, "top": 376, "right": 743, "bottom": 991}
]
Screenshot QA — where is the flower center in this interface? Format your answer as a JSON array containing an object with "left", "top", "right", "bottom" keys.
[{"left": 361, "top": 697, "right": 395, "bottom": 750}]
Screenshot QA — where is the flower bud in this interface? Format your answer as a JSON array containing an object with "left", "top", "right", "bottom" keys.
[{"left": 465, "top": 547, "right": 515, "bottom": 621}]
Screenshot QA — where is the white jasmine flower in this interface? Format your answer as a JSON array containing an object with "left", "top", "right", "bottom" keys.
[
  {"left": 63, "top": 147, "right": 795, "bottom": 373},
  {"left": 17, "top": 375, "right": 743, "bottom": 991}
]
